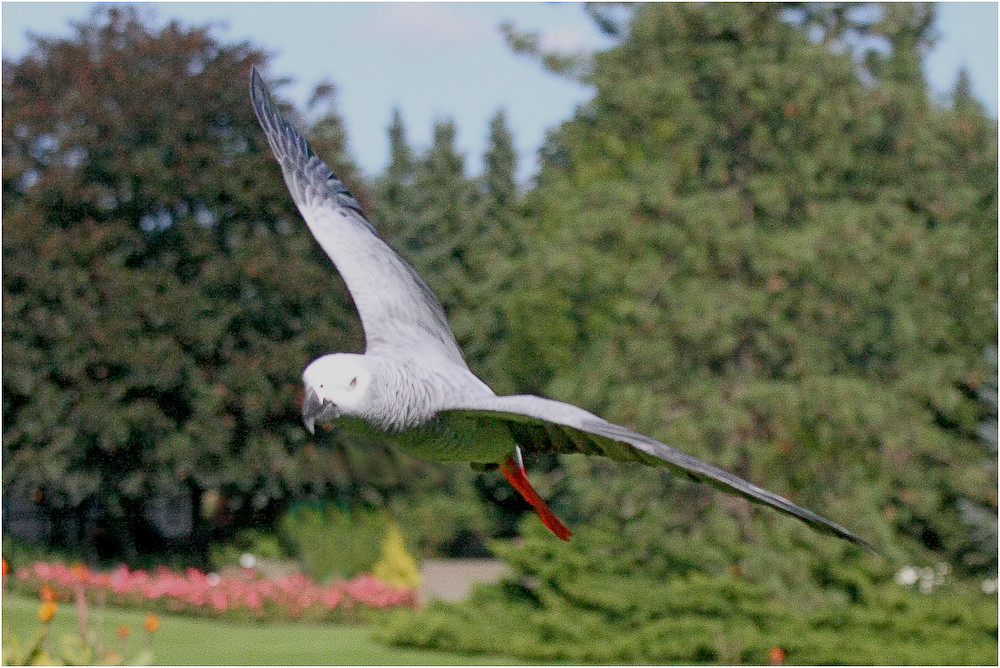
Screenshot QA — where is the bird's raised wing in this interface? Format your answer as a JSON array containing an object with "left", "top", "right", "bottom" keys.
[
  {"left": 250, "top": 67, "right": 467, "bottom": 366},
  {"left": 439, "top": 394, "right": 873, "bottom": 550}
]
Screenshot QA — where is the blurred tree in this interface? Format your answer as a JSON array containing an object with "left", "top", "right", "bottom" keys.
[
  {"left": 1, "top": 6, "right": 419, "bottom": 563},
  {"left": 951, "top": 66, "right": 979, "bottom": 113},
  {"left": 470, "top": 109, "right": 521, "bottom": 393},
  {"left": 481, "top": 112, "right": 517, "bottom": 216},
  {"left": 372, "top": 107, "right": 418, "bottom": 246},
  {"left": 304, "top": 79, "right": 367, "bottom": 209},
  {"left": 411, "top": 120, "right": 479, "bottom": 305},
  {"left": 500, "top": 1, "right": 995, "bottom": 578},
  {"left": 380, "top": 521, "right": 998, "bottom": 664}
]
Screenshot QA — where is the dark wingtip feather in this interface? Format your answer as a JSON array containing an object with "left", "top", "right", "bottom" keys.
[
  {"left": 580, "top": 417, "right": 879, "bottom": 552},
  {"left": 249, "top": 66, "right": 293, "bottom": 156},
  {"left": 249, "top": 65, "right": 267, "bottom": 123},
  {"left": 249, "top": 65, "right": 275, "bottom": 125},
  {"left": 803, "top": 513, "right": 878, "bottom": 553},
  {"left": 248, "top": 66, "right": 368, "bottom": 220},
  {"left": 840, "top": 529, "right": 879, "bottom": 555}
]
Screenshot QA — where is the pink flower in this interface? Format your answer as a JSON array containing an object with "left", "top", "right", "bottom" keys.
[
  {"left": 243, "top": 590, "right": 262, "bottom": 609},
  {"left": 18, "top": 558, "right": 415, "bottom": 621},
  {"left": 210, "top": 590, "right": 228, "bottom": 611},
  {"left": 321, "top": 589, "right": 343, "bottom": 609}
]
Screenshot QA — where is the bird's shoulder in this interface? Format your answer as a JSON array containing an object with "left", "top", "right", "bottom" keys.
[{"left": 362, "top": 353, "right": 493, "bottom": 427}]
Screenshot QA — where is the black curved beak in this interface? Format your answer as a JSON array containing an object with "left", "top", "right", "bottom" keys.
[{"left": 302, "top": 388, "right": 338, "bottom": 435}]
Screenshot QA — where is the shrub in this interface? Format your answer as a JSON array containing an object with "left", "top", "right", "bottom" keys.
[
  {"left": 388, "top": 481, "right": 491, "bottom": 558},
  {"left": 377, "top": 522, "right": 998, "bottom": 664},
  {"left": 373, "top": 523, "right": 422, "bottom": 591},
  {"left": 277, "top": 505, "right": 386, "bottom": 582},
  {"left": 209, "top": 530, "right": 287, "bottom": 571}
]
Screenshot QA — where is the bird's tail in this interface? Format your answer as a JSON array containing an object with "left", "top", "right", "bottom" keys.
[{"left": 499, "top": 457, "right": 572, "bottom": 541}]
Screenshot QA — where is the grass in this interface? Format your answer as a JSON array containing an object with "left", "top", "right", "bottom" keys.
[{"left": 2, "top": 594, "right": 519, "bottom": 665}]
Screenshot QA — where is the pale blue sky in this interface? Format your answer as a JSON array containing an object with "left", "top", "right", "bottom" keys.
[{"left": 3, "top": 2, "right": 997, "bottom": 181}]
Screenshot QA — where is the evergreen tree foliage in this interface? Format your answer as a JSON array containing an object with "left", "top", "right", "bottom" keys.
[
  {"left": 951, "top": 66, "right": 979, "bottom": 113},
  {"left": 1, "top": 7, "right": 420, "bottom": 561},
  {"left": 304, "top": 79, "right": 367, "bottom": 210},
  {"left": 410, "top": 121, "right": 478, "bottom": 307},
  {"left": 469, "top": 109, "right": 524, "bottom": 395},
  {"left": 380, "top": 522, "right": 998, "bottom": 664},
  {"left": 867, "top": 2, "right": 936, "bottom": 94},
  {"left": 372, "top": 521, "right": 422, "bottom": 590},
  {"left": 373, "top": 107, "right": 418, "bottom": 245},
  {"left": 481, "top": 110, "right": 518, "bottom": 227},
  {"left": 373, "top": 118, "right": 479, "bottom": 326},
  {"left": 499, "top": 2, "right": 996, "bottom": 578},
  {"left": 372, "top": 114, "right": 520, "bottom": 389}
]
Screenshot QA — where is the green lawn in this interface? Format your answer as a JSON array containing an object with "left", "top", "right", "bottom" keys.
[{"left": 2, "top": 594, "right": 518, "bottom": 665}]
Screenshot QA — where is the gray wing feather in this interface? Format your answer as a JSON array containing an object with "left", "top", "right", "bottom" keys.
[
  {"left": 441, "top": 394, "right": 873, "bottom": 550},
  {"left": 250, "top": 67, "right": 467, "bottom": 366}
]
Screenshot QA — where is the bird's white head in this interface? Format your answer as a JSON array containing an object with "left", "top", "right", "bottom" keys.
[{"left": 301, "top": 353, "right": 372, "bottom": 434}]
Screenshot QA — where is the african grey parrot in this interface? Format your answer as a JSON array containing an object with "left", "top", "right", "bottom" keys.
[{"left": 250, "top": 66, "right": 871, "bottom": 549}]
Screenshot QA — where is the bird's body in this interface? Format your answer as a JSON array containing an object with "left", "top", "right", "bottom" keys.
[
  {"left": 308, "top": 353, "right": 511, "bottom": 461},
  {"left": 250, "top": 67, "right": 873, "bottom": 549}
]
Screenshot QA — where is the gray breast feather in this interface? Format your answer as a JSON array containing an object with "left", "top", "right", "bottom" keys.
[
  {"left": 439, "top": 394, "right": 873, "bottom": 550},
  {"left": 250, "top": 67, "right": 467, "bottom": 366}
]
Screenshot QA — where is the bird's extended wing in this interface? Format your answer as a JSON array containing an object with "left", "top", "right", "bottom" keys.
[
  {"left": 440, "top": 394, "right": 873, "bottom": 550},
  {"left": 250, "top": 67, "right": 466, "bottom": 366}
]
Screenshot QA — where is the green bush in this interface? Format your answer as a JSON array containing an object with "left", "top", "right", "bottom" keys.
[
  {"left": 378, "top": 522, "right": 998, "bottom": 664},
  {"left": 277, "top": 505, "right": 387, "bottom": 582},
  {"left": 389, "top": 487, "right": 490, "bottom": 558},
  {"left": 210, "top": 504, "right": 441, "bottom": 582},
  {"left": 209, "top": 529, "right": 287, "bottom": 570},
  {"left": 1, "top": 536, "right": 69, "bottom": 572},
  {"left": 373, "top": 522, "right": 422, "bottom": 590}
]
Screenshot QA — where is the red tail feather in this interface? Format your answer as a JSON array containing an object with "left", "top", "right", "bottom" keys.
[{"left": 499, "top": 457, "right": 572, "bottom": 541}]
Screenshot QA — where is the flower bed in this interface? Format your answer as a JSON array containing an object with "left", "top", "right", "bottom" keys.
[{"left": 12, "top": 561, "right": 416, "bottom": 623}]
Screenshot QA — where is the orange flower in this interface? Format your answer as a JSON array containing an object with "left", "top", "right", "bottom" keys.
[
  {"left": 40, "top": 585, "right": 57, "bottom": 602},
  {"left": 38, "top": 600, "right": 58, "bottom": 622},
  {"left": 144, "top": 613, "right": 159, "bottom": 633},
  {"left": 117, "top": 624, "right": 131, "bottom": 639},
  {"left": 70, "top": 563, "right": 88, "bottom": 582},
  {"left": 769, "top": 646, "right": 786, "bottom": 666},
  {"left": 2, "top": 558, "right": 9, "bottom": 578}
]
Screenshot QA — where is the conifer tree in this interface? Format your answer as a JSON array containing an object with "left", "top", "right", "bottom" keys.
[
  {"left": 482, "top": 110, "right": 518, "bottom": 225},
  {"left": 951, "top": 66, "right": 983, "bottom": 115},
  {"left": 372, "top": 107, "right": 418, "bottom": 246},
  {"left": 469, "top": 110, "right": 522, "bottom": 393},
  {"left": 404, "top": 121, "right": 480, "bottom": 350},
  {"left": 506, "top": 2, "right": 995, "bottom": 575}
]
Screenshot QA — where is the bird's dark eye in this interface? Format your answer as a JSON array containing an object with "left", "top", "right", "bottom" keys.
[{"left": 349, "top": 377, "right": 358, "bottom": 388}]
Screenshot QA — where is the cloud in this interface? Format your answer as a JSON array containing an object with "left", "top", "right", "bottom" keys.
[{"left": 365, "top": 4, "right": 496, "bottom": 52}]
